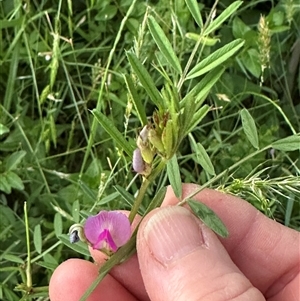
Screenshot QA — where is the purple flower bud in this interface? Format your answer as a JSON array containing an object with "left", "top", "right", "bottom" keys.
[
  {"left": 133, "top": 148, "right": 145, "bottom": 174},
  {"left": 139, "top": 125, "right": 149, "bottom": 142},
  {"left": 84, "top": 211, "right": 131, "bottom": 252}
]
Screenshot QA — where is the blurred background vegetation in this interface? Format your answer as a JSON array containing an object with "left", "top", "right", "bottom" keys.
[{"left": 0, "top": 0, "right": 299, "bottom": 300}]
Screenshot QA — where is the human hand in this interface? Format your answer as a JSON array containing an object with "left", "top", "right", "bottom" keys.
[{"left": 49, "top": 184, "right": 300, "bottom": 301}]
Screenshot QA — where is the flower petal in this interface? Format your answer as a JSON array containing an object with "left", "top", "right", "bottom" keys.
[
  {"left": 84, "top": 211, "right": 131, "bottom": 251},
  {"left": 106, "top": 211, "right": 131, "bottom": 247}
]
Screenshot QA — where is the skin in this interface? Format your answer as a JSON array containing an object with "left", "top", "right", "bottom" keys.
[{"left": 49, "top": 184, "right": 300, "bottom": 301}]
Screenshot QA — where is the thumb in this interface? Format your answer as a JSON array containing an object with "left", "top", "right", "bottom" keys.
[{"left": 137, "top": 206, "right": 265, "bottom": 301}]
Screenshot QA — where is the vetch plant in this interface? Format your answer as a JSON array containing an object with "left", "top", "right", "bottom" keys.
[{"left": 76, "top": 2, "right": 249, "bottom": 300}]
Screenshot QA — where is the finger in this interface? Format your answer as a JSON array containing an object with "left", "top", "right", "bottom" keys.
[
  {"left": 89, "top": 249, "right": 150, "bottom": 301},
  {"left": 163, "top": 184, "right": 300, "bottom": 300},
  {"left": 137, "top": 206, "right": 265, "bottom": 301},
  {"left": 49, "top": 258, "right": 138, "bottom": 301},
  {"left": 87, "top": 211, "right": 149, "bottom": 301}
]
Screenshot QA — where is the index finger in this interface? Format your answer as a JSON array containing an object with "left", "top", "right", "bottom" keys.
[{"left": 162, "top": 184, "right": 300, "bottom": 299}]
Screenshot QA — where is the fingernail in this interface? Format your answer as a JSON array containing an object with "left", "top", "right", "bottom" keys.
[{"left": 143, "top": 206, "right": 204, "bottom": 265}]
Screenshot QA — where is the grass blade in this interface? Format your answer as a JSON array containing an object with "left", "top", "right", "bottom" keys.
[
  {"left": 92, "top": 109, "right": 135, "bottom": 157},
  {"left": 114, "top": 185, "right": 135, "bottom": 207},
  {"left": 186, "top": 39, "right": 244, "bottom": 79}
]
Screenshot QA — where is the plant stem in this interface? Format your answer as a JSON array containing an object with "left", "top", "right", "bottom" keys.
[
  {"left": 129, "top": 160, "right": 166, "bottom": 223},
  {"left": 24, "top": 202, "right": 32, "bottom": 290}
]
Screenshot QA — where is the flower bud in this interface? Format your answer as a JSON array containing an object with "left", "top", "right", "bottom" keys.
[
  {"left": 148, "top": 129, "right": 165, "bottom": 153},
  {"left": 133, "top": 148, "right": 151, "bottom": 176},
  {"left": 133, "top": 148, "right": 145, "bottom": 174},
  {"left": 139, "top": 125, "right": 149, "bottom": 142},
  {"left": 140, "top": 146, "right": 154, "bottom": 164}
]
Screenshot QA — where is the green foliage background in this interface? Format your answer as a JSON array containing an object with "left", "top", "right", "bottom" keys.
[{"left": 0, "top": 0, "right": 299, "bottom": 300}]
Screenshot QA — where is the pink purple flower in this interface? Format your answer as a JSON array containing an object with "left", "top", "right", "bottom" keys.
[
  {"left": 133, "top": 148, "right": 145, "bottom": 174},
  {"left": 83, "top": 211, "right": 131, "bottom": 252}
]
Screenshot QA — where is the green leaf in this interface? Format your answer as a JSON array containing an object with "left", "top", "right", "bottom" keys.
[
  {"left": 126, "top": 51, "right": 164, "bottom": 109},
  {"left": 186, "top": 39, "right": 244, "bottom": 79},
  {"left": 284, "top": 197, "right": 294, "bottom": 227},
  {"left": 241, "top": 49, "right": 261, "bottom": 78},
  {"left": 0, "top": 123, "right": 9, "bottom": 135},
  {"left": 0, "top": 175, "right": 11, "bottom": 194},
  {"left": 5, "top": 150, "right": 26, "bottom": 171},
  {"left": 59, "top": 234, "right": 90, "bottom": 257},
  {"left": 35, "top": 260, "right": 58, "bottom": 271},
  {"left": 34, "top": 224, "right": 42, "bottom": 254},
  {"left": 54, "top": 213, "right": 63, "bottom": 237},
  {"left": 167, "top": 154, "right": 182, "bottom": 199},
  {"left": 189, "top": 136, "right": 215, "bottom": 175},
  {"left": 232, "top": 17, "right": 251, "bottom": 39},
  {"left": 5, "top": 171, "right": 24, "bottom": 190},
  {"left": 147, "top": 16, "right": 182, "bottom": 74},
  {"left": 204, "top": 1, "right": 243, "bottom": 36},
  {"left": 181, "top": 67, "right": 225, "bottom": 108},
  {"left": 43, "top": 253, "right": 58, "bottom": 266},
  {"left": 124, "top": 75, "right": 147, "bottom": 126},
  {"left": 0, "top": 17, "right": 24, "bottom": 29},
  {"left": 185, "top": 105, "right": 210, "bottom": 135},
  {"left": 72, "top": 200, "right": 80, "bottom": 223},
  {"left": 272, "top": 135, "right": 300, "bottom": 151},
  {"left": 240, "top": 108, "right": 259, "bottom": 149},
  {"left": 185, "top": 0, "right": 203, "bottom": 28},
  {"left": 270, "top": 26, "right": 290, "bottom": 34},
  {"left": 162, "top": 120, "right": 174, "bottom": 158},
  {"left": 187, "top": 199, "right": 229, "bottom": 237},
  {"left": 114, "top": 185, "right": 135, "bottom": 207},
  {"left": 92, "top": 109, "right": 135, "bottom": 157},
  {"left": 2, "top": 254, "right": 24, "bottom": 264},
  {"left": 95, "top": 5, "right": 117, "bottom": 21}
]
